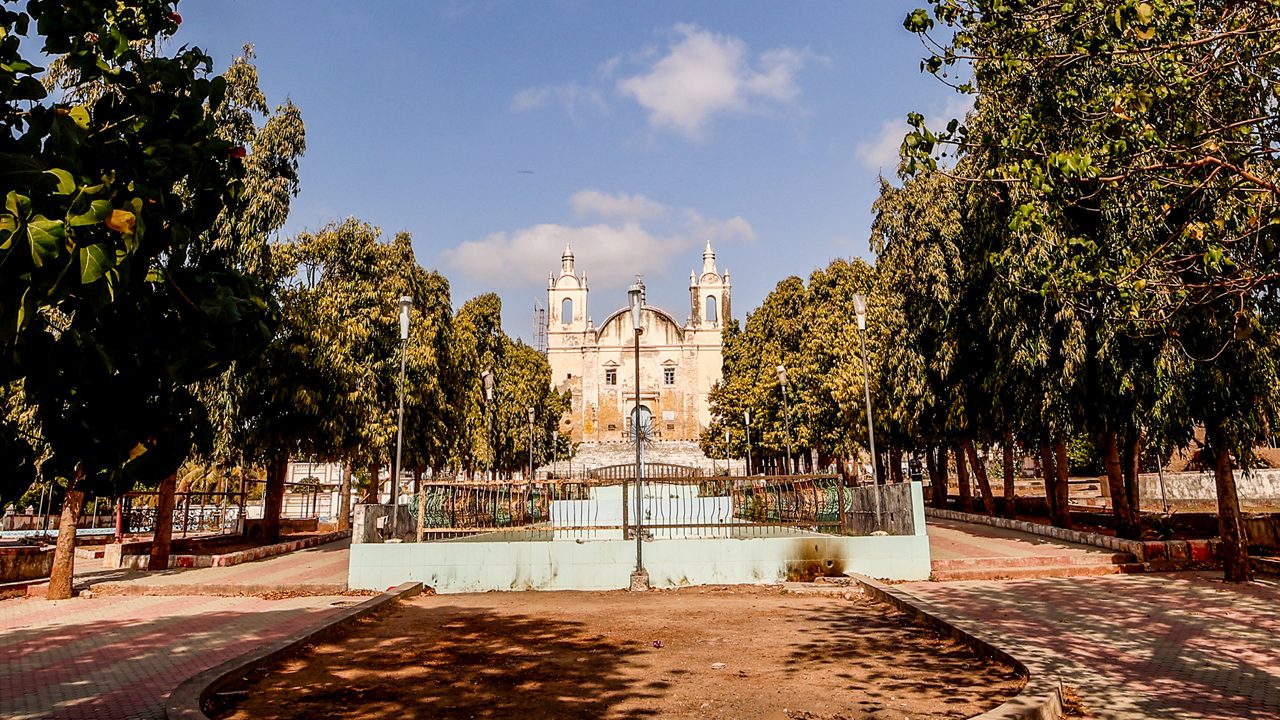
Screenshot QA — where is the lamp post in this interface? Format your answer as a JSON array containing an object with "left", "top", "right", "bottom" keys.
[
  {"left": 391, "top": 295, "right": 412, "bottom": 540},
  {"left": 852, "top": 292, "right": 880, "bottom": 527},
  {"left": 724, "top": 428, "right": 730, "bottom": 476},
  {"left": 776, "top": 364, "right": 794, "bottom": 475},
  {"left": 526, "top": 406, "right": 535, "bottom": 520},
  {"left": 628, "top": 279, "right": 647, "bottom": 587},
  {"left": 481, "top": 370, "right": 495, "bottom": 481},
  {"left": 744, "top": 410, "right": 753, "bottom": 476}
]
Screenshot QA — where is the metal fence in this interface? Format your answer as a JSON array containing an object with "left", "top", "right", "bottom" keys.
[
  {"left": 122, "top": 480, "right": 327, "bottom": 536},
  {"left": 406, "top": 475, "right": 916, "bottom": 541},
  {"left": 123, "top": 490, "right": 244, "bottom": 537}
]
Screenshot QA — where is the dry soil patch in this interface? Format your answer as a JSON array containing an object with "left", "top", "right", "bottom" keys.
[{"left": 216, "top": 585, "right": 1021, "bottom": 720}]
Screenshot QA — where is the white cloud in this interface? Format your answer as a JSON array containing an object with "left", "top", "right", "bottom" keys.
[
  {"left": 856, "top": 94, "right": 978, "bottom": 173},
  {"left": 570, "top": 189, "right": 668, "bottom": 220},
  {"left": 682, "top": 209, "right": 757, "bottom": 246},
  {"left": 509, "top": 83, "right": 606, "bottom": 121},
  {"left": 441, "top": 191, "right": 755, "bottom": 289},
  {"left": 442, "top": 223, "right": 683, "bottom": 290},
  {"left": 855, "top": 118, "right": 909, "bottom": 173},
  {"left": 617, "top": 24, "right": 809, "bottom": 138}
]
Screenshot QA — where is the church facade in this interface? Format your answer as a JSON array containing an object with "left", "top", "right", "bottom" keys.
[{"left": 546, "top": 242, "right": 731, "bottom": 445}]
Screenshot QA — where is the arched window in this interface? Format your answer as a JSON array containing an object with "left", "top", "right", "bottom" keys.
[
  {"left": 705, "top": 295, "right": 718, "bottom": 323},
  {"left": 561, "top": 297, "right": 574, "bottom": 324}
]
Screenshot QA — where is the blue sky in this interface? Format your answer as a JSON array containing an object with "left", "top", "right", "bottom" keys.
[{"left": 172, "top": 1, "right": 963, "bottom": 339}]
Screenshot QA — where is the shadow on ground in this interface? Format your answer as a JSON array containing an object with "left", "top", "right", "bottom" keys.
[
  {"left": 216, "top": 604, "right": 658, "bottom": 720},
  {"left": 908, "top": 573, "right": 1280, "bottom": 719}
]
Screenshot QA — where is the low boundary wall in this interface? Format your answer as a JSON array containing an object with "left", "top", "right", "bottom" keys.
[{"left": 350, "top": 482, "right": 931, "bottom": 592}]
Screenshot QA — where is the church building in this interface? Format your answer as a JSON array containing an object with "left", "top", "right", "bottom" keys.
[{"left": 546, "top": 242, "right": 731, "bottom": 447}]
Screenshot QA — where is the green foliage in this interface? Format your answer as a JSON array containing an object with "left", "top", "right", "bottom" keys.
[
  {"left": 452, "top": 294, "right": 569, "bottom": 476},
  {"left": 0, "top": 1, "right": 276, "bottom": 505},
  {"left": 703, "top": 259, "right": 877, "bottom": 468}
]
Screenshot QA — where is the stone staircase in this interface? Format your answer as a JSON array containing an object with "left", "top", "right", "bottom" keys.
[
  {"left": 930, "top": 552, "right": 1145, "bottom": 582},
  {"left": 545, "top": 440, "right": 742, "bottom": 476}
]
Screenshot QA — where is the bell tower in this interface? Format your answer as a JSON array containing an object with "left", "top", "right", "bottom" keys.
[
  {"left": 689, "top": 241, "right": 731, "bottom": 330},
  {"left": 548, "top": 243, "right": 589, "bottom": 335}
]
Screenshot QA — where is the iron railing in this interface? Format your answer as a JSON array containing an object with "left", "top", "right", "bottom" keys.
[{"left": 405, "top": 475, "right": 917, "bottom": 541}]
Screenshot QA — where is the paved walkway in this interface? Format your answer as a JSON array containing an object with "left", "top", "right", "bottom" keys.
[
  {"left": 902, "top": 572, "right": 1280, "bottom": 719},
  {"left": 927, "top": 516, "right": 1118, "bottom": 563},
  {"left": 78, "top": 538, "right": 351, "bottom": 595},
  {"left": 2, "top": 539, "right": 356, "bottom": 719}
]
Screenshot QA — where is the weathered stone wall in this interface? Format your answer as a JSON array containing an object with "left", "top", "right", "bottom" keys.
[
  {"left": 1135, "top": 470, "right": 1280, "bottom": 501},
  {"left": 843, "top": 483, "right": 919, "bottom": 536},
  {"left": 352, "top": 504, "right": 416, "bottom": 544},
  {"left": 0, "top": 545, "right": 54, "bottom": 582}
]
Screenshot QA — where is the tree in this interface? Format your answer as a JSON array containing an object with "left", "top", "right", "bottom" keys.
[
  {"left": 1, "top": 1, "right": 278, "bottom": 599},
  {"left": 904, "top": 0, "right": 1280, "bottom": 578}
]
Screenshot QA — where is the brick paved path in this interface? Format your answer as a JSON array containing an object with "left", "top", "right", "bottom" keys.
[
  {"left": 1, "top": 539, "right": 356, "bottom": 719},
  {"left": 80, "top": 537, "right": 350, "bottom": 595},
  {"left": 927, "top": 516, "right": 1117, "bottom": 563},
  {"left": 903, "top": 572, "right": 1280, "bottom": 719},
  {"left": 0, "top": 592, "right": 352, "bottom": 719}
]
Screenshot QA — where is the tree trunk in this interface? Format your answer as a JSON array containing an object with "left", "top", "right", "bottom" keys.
[
  {"left": 933, "top": 446, "right": 950, "bottom": 509},
  {"left": 47, "top": 483, "right": 86, "bottom": 600},
  {"left": 1002, "top": 427, "right": 1016, "bottom": 518},
  {"left": 148, "top": 472, "right": 178, "bottom": 571},
  {"left": 337, "top": 463, "right": 353, "bottom": 531},
  {"left": 364, "top": 462, "right": 381, "bottom": 504},
  {"left": 963, "top": 438, "right": 996, "bottom": 515},
  {"left": 1211, "top": 445, "right": 1253, "bottom": 582},
  {"left": 1040, "top": 444, "right": 1059, "bottom": 522},
  {"left": 1123, "top": 433, "right": 1142, "bottom": 518},
  {"left": 890, "top": 448, "right": 904, "bottom": 484},
  {"left": 1053, "top": 438, "right": 1073, "bottom": 529},
  {"left": 1102, "top": 432, "right": 1140, "bottom": 539},
  {"left": 262, "top": 454, "right": 288, "bottom": 544},
  {"left": 954, "top": 443, "right": 973, "bottom": 513},
  {"left": 416, "top": 480, "right": 427, "bottom": 543},
  {"left": 838, "top": 455, "right": 854, "bottom": 486}
]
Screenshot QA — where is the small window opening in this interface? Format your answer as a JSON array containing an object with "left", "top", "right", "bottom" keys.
[
  {"left": 705, "top": 295, "right": 718, "bottom": 323},
  {"left": 561, "top": 297, "right": 574, "bottom": 324}
]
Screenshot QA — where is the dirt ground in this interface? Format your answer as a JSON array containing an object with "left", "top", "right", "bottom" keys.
[{"left": 216, "top": 585, "right": 1023, "bottom": 720}]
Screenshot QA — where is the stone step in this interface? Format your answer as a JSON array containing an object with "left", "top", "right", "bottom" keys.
[
  {"left": 548, "top": 440, "right": 735, "bottom": 475},
  {"left": 931, "top": 552, "right": 1137, "bottom": 571},
  {"left": 930, "top": 562, "right": 1146, "bottom": 582}
]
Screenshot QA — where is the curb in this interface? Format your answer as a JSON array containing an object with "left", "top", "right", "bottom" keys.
[
  {"left": 853, "top": 575, "right": 1064, "bottom": 720},
  {"left": 91, "top": 583, "right": 348, "bottom": 597},
  {"left": 109, "top": 530, "right": 352, "bottom": 571},
  {"left": 165, "top": 581, "right": 423, "bottom": 720},
  {"left": 925, "top": 507, "right": 1220, "bottom": 566}
]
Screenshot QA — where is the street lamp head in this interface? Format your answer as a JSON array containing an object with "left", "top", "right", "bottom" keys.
[
  {"left": 775, "top": 364, "right": 788, "bottom": 386},
  {"left": 628, "top": 278, "right": 644, "bottom": 332},
  {"left": 527, "top": 406, "right": 535, "bottom": 423},
  {"left": 851, "top": 293, "right": 867, "bottom": 331},
  {"left": 744, "top": 410, "right": 751, "bottom": 425},
  {"left": 398, "top": 296, "right": 413, "bottom": 340},
  {"left": 481, "top": 369, "right": 494, "bottom": 401}
]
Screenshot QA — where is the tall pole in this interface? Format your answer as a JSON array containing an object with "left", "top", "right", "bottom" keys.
[
  {"left": 391, "top": 295, "right": 412, "bottom": 540},
  {"left": 629, "top": 280, "right": 646, "bottom": 583},
  {"left": 725, "top": 428, "right": 730, "bottom": 475},
  {"left": 853, "top": 292, "right": 880, "bottom": 529},
  {"left": 482, "top": 370, "right": 495, "bottom": 482},
  {"left": 745, "top": 410, "right": 753, "bottom": 476},
  {"left": 777, "top": 365, "right": 793, "bottom": 475},
  {"left": 527, "top": 406, "right": 535, "bottom": 520}
]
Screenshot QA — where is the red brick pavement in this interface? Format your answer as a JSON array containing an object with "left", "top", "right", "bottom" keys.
[
  {"left": 903, "top": 572, "right": 1280, "bottom": 719},
  {"left": 0, "top": 593, "right": 352, "bottom": 719}
]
